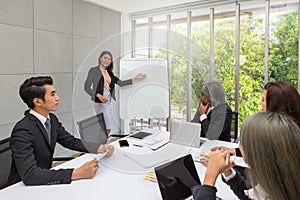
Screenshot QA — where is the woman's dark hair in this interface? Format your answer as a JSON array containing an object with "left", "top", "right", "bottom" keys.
[
  {"left": 19, "top": 76, "right": 53, "bottom": 109},
  {"left": 264, "top": 81, "right": 300, "bottom": 126},
  {"left": 98, "top": 51, "right": 113, "bottom": 72}
]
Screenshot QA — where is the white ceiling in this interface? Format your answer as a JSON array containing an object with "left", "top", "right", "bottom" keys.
[
  {"left": 85, "top": 0, "right": 297, "bottom": 14},
  {"left": 84, "top": 0, "right": 234, "bottom": 13}
]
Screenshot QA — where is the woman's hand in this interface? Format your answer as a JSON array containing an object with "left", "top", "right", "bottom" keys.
[
  {"left": 133, "top": 73, "right": 146, "bottom": 81},
  {"left": 199, "top": 153, "right": 209, "bottom": 168},
  {"left": 97, "top": 94, "right": 108, "bottom": 103},
  {"left": 211, "top": 146, "right": 236, "bottom": 155},
  {"left": 207, "top": 149, "right": 235, "bottom": 175},
  {"left": 203, "top": 149, "right": 235, "bottom": 187}
]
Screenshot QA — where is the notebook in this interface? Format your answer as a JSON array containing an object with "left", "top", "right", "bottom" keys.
[
  {"left": 154, "top": 154, "right": 200, "bottom": 200},
  {"left": 170, "top": 119, "right": 201, "bottom": 148}
]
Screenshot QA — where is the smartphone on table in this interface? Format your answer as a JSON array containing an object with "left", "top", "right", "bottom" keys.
[{"left": 119, "top": 139, "right": 129, "bottom": 147}]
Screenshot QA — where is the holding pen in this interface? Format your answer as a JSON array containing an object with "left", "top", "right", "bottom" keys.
[{"left": 133, "top": 144, "right": 143, "bottom": 148}]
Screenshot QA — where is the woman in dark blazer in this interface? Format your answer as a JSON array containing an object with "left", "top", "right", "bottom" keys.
[{"left": 84, "top": 51, "right": 146, "bottom": 135}]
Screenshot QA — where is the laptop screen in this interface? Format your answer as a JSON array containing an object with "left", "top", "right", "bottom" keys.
[
  {"left": 170, "top": 119, "right": 201, "bottom": 148},
  {"left": 155, "top": 154, "right": 201, "bottom": 200}
]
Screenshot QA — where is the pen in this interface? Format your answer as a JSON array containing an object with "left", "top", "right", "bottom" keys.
[
  {"left": 133, "top": 144, "right": 143, "bottom": 147},
  {"left": 199, "top": 159, "right": 208, "bottom": 164}
]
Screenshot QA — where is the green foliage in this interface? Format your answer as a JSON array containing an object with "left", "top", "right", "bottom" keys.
[
  {"left": 154, "top": 11, "right": 298, "bottom": 129},
  {"left": 269, "top": 12, "right": 299, "bottom": 87}
]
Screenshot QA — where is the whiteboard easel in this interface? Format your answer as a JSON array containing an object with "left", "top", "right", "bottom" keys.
[{"left": 119, "top": 58, "right": 169, "bottom": 132}]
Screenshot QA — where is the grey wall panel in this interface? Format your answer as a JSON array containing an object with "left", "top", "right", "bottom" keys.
[
  {"left": 0, "top": 123, "right": 15, "bottom": 139},
  {"left": 51, "top": 74, "right": 73, "bottom": 113},
  {"left": 0, "top": 75, "right": 31, "bottom": 125},
  {"left": 73, "top": 0, "right": 100, "bottom": 38},
  {"left": 34, "top": 0, "right": 72, "bottom": 34},
  {"left": 0, "top": 0, "right": 122, "bottom": 153},
  {"left": 53, "top": 112, "right": 77, "bottom": 156},
  {"left": 72, "top": 73, "right": 94, "bottom": 111},
  {"left": 73, "top": 35, "right": 100, "bottom": 73},
  {"left": 100, "top": 7, "right": 121, "bottom": 40},
  {"left": 55, "top": 112, "right": 75, "bottom": 136},
  {"left": 54, "top": 112, "right": 75, "bottom": 157},
  {"left": 0, "top": 0, "right": 33, "bottom": 28},
  {"left": 0, "top": 24, "right": 33, "bottom": 74},
  {"left": 34, "top": 30, "right": 72, "bottom": 73}
]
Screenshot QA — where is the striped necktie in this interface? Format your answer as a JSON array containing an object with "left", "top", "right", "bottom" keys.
[{"left": 44, "top": 118, "right": 51, "bottom": 144}]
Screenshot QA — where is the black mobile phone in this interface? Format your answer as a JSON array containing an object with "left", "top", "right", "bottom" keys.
[{"left": 119, "top": 140, "right": 129, "bottom": 147}]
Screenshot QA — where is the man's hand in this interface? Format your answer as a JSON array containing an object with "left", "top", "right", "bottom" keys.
[
  {"left": 71, "top": 158, "right": 99, "bottom": 180},
  {"left": 199, "top": 102, "right": 209, "bottom": 115},
  {"left": 97, "top": 144, "right": 114, "bottom": 157}
]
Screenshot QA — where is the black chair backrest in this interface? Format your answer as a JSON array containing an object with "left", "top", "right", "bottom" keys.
[
  {"left": 0, "top": 137, "right": 11, "bottom": 190},
  {"left": 77, "top": 113, "right": 108, "bottom": 153}
]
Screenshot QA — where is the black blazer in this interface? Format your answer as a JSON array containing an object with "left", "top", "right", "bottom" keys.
[
  {"left": 191, "top": 103, "right": 232, "bottom": 142},
  {"left": 7, "top": 111, "right": 89, "bottom": 186},
  {"left": 84, "top": 66, "right": 133, "bottom": 103}
]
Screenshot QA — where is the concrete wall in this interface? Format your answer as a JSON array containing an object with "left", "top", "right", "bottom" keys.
[{"left": 0, "top": 0, "right": 121, "bottom": 156}]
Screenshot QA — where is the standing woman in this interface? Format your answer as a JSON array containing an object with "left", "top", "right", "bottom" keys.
[{"left": 84, "top": 51, "right": 146, "bottom": 135}]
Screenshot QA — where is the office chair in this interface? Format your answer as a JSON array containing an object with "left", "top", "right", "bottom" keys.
[
  {"left": 77, "top": 112, "right": 126, "bottom": 153},
  {"left": 0, "top": 137, "right": 11, "bottom": 190},
  {"left": 0, "top": 138, "right": 80, "bottom": 179}
]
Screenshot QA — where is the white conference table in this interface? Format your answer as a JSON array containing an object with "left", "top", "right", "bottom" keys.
[{"left": 0, "top": 138, "right": 239, "bottom": 200}]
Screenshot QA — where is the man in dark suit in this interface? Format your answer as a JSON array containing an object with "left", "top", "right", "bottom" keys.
[
  {"left": 7, "top": 76, "right": 114, "bottom": 186},
  {"left": 191, "top": 81, "right": 232, "bottom": 142}
]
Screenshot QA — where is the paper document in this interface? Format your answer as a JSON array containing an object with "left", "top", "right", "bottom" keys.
[
  {"left": 95, "top": 146, "right": 114, "bottom": 161},
  {"left": 123, "top": 152, "right": 170, "bottom": 168},
  {"left": 141, "top": 131, "right": 170, "bottom": 150}
]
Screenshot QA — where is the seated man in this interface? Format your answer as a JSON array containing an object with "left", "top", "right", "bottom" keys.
[
  {"left": 7, "top": 76, "right": 114, "bottom": 186},
  {"left": 191, "top": 81, "right": 232, "bottom": 142}
]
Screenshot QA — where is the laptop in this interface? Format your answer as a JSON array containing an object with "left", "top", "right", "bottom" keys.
[
  {"left": 170, "top": 119, "right": 202, "bottom": 148},
  {"left": 155, "top": 154, "right": 223, "bottom": 200},
  {"left": 155, "top": 154, "right": 200, "bottom": 200}
]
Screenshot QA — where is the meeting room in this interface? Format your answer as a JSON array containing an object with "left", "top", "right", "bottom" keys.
[{"left": 0, "top": 0, "right": 299, "bottom": 200}]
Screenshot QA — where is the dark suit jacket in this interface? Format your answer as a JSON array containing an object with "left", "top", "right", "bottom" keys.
[
  {"left": 7, "top": 111, "right": 89, "bottom": 186},
  {"left": 192, "top": 169, "right": 250, "bottom": 200},
  {"left": 84, "top": 66, "right": 132, "bottom": 103},
  {"left": 191, "top": 103, "right": 232, "bottom": 142}
]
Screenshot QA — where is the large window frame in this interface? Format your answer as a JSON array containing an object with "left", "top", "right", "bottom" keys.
[{"left": 129, "top": 0, "right": 300, "bottom": 123}]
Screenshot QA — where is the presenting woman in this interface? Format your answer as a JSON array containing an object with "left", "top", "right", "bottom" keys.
[{"left": 84, "top": 51, "right": 146, "bottom": 135}]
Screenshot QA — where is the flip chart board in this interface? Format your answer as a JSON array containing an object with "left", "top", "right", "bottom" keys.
[{"left": 120, "top": 58, "right": 169, "bottom": 119}]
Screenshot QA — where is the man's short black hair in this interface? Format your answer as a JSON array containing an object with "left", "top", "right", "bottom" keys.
[{"left": 19, "top": 76, "right": 53, "bottom": 109}]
